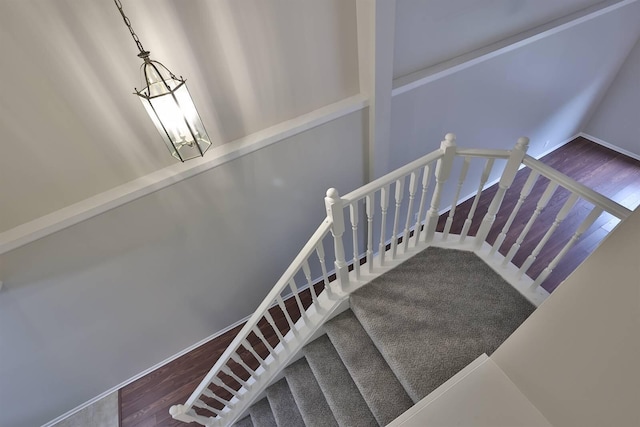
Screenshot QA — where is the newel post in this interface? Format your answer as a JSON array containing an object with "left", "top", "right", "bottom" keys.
[
  {"left": 474, "top": 137, "right": 529, "bottom": 249},
  {"left": 325, "top": 188, "right": 350, "bottom": 292},
  {"left": 424, "top": 133, "right": 457, "bottom": 243}
]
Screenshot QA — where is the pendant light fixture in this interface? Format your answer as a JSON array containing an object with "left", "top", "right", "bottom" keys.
[{"left": 114, "top": 0, "right": 211, "bottom": 162}]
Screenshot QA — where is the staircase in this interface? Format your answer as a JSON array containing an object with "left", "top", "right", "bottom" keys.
[
  {"left": 233, "top": 246, "right": 534, "bottom": 426},
  {"left": 169, "top": 134, "right": 632, "bottom": 426}
]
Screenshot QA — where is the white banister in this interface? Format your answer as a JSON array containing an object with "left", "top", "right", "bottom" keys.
[
  {"left": 424, "top": 133, "right": 457, "bottom": 243},
  {"left": 379, "top": 185, "right": 391, "bottom": 266},
  {"left": 391, "top": 178, "right": 405, "bottom": 259},
  {"left": 366, "top": 194, "right": 375, "bottom": 273},
  {"left": 489, "top": 170, "right": 539, "bottom": 256},
  {"left": 517, "top": 193, "right": 579, "bottom": 279},
  {"left": 474, "top": 137, "right": 529, "bottom": 249},
  {"left": 460, "top": 158, "right": 494, "bottom": 242},
  {"left": 523, "top": 156, "right": 631, "bottom": 219},
  {"left": 325, "top": 188, "right": 350, "bottom": 292},
  {"left": 531, "top": 206, "right": 604, "bottom": 289},
  {"left": 502, "top": 181, "right": 558, "bottom": 267},
  {"left": 171, "top": 132, "right": 634, "bottom": 426},
  {"left": 443, "top": 156, "right": 471, "bottom": 240},
  {"left": 412, "top": 164, "right": 433, "bottom": 246},
  {"left": 402, "top": 171, "right": 419, "bottom": 252},
  {"left": 348, "top": 202, "right": 361, "bottom": 279}
]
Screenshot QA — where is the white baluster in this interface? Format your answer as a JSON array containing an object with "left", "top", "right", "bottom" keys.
[
  {"left": 517, "top": 192, "right": 579, "bottom": 279},
  {"left": 170, "top": 405, "right": 212, "bottom": 425},
  {"left": 301, "top": 260, "right": 319, "bottom": 308},
  {"left": 325, "top": 188, "right": 350, "bottom": 292},
  {"left": 443, "top": 156, "right": 471, "bottom": 240},
  {"left": 230, "top": 353, "right": 255, "bottom": 377},
  {"left": 315, "top": 242, "right": 332, "bottom": 297},
  {"left": 531, "top": 206, "right": 603, "bottom": 289},
  {"left": 366, "top": 193, "right": 375, "bottom": 273},
  {"left": 203, "top": 388, "right": 232, "bottom": 406},
  {"left": 503, "top": 181, "right": 558, "bottom": 266},
  {"left": 262, "top": 310, "right": 288, "bottom": 348},
  {"left": 195, "top": 399, "right": 223, "bottom": 416},
  {"left": 391, "top": 178, "right": 405, "bottom": 259},
  {"left": 474, "top": 137, "right": 529, "bottom": 249},
  {"left": 221, "top": 365, "right": 249, "bottom": 389},
  {"left": 241, "top": 340, "right": 267, "bottom": 369},
  {"left": 275, "top": 295, "right": 299, "bottom": 338},
  {"left": 203, "top": 388, "right": 231, "bottom": 406},
  {"left": 288, "top": 278, "right": 307, "bottom": 321},
  {"left": 424, "top": 133, "right": 457, "bottom": 243},
  {"left": 349, "top": 202, "right": 360, "bottom": 279},
  {"left": 213, "top": 377, "right": 241, "bottom": 398},
  {"left": 379, "top": 185, "right": 390, "bottom": 266},
  {"left": 460, "top": 158, "right": 494, "bottom": 242},
  {"left": 403, "top": 170, "right": 419, "bottom": 252},
  {"left": 489, "top": 170, "right": 539, "bottom": 255},
  {"left": 412, "top": 164, "right": 432, "bottom": 246}
]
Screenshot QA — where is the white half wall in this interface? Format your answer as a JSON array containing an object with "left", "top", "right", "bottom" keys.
[
  {"left": 492, "top": 207, "right": 640, "bottom": 426},
  {"left": 0, "top": 110, "right": 366, "bottom": 427},
  {"left": 584, "top": 37, "right": 640, "bottom": 157}
]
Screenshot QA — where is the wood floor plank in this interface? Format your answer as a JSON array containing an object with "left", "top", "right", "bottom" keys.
[{"left": 119, "top": 136, "right": 640, "bottom": 426}]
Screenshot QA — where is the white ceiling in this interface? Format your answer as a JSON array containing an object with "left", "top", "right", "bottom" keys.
[{"left": 0, "top": 0, "right": 359, "bottom": 232}]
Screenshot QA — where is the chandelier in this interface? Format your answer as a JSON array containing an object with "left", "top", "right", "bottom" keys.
[{"left": 114, "top": 0, "right": 212, "bottom": 162}]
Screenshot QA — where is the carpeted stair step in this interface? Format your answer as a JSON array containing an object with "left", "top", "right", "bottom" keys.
[
  {"left": 323, "top": 309, "right": 414, "bottom": 425},
  {"left": 248, "top": 397, "right": 277, "bottom": 427},
  {"left": 265, "top": 378, "right": 305, "bottom": 427},
  {"left": 302, "top": 335, "right": 378, "bottom": 427},
  {"left": 284, "top": 358, "right": 338, "bottom": 427},
  {"left": 349, "top": 247, "right": 535, "bottom": 402},
  {"left": 233, "top": 416, "right": 254, "bottom": 427}
]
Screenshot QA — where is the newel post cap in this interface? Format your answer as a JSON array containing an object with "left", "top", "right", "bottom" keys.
[
  {"left": 325, "top": 188, "right": 340, "bottom": 200},
  {"left": 516, "top": 136, "right": 530, "bottom": 149}
]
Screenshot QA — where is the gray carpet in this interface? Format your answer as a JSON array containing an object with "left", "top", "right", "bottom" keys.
[
  {"left": 234, "top": 247, "right": 534, "bottom": 426},
  {"left": 350, "top": 246, "right": 535, "bottom": 401},
  {"left": 284, "top": 358, "right": 338, "bottom": 427},
  {"left": 323, "top": 310, "right": 413, "bottom": 425}
]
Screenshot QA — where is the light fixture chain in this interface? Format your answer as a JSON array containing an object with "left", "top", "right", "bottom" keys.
[{"left": 114, "top": 0, "right": 147, "bottom": 55}]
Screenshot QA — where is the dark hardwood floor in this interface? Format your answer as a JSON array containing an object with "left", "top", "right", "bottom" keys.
[{"left": 119, "top": 137, "right": 640, "bottom": 427}]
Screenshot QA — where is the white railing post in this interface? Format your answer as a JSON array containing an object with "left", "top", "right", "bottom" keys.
[
  {"left": 474, "top": 137, "right": 529, "bottom": 249},
  {"left": 424, "top": 133, "right": 457, "bottom": 243},
  {"left": 325, "top": 188, "right": 350, "bottom": 292}
]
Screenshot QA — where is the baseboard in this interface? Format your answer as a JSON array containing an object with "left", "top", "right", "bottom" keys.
[
  {"left": 579, "top": 132, "right": 640, "bottom": 162},
  {"left": 40, "top": 314, "right": 252, "bottom": 427}
]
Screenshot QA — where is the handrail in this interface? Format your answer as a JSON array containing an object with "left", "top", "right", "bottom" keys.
[
  {"left": 455, "top": 148, "right": 510, "bottom": 159},
  {"left": 522, "top": 155, "right": 631, "bottom": 219},
  {"left": 182, "top": 218, "right": 334, "bottom": 410},
  {"left": 341, "top": 150, "right": 444, "bottom": 204}
]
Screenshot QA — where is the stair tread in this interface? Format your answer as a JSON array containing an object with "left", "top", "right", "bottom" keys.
[
  {"left": 303, "top": 335, "right": 378, "bottom": 427},
  {"left": 265, "top": 378, "right": 305, "bottom": 427},
  {"left": 284, "top": 358, "right": 338, "bottom": 427},
  {"left": 349, "top": 247, "right": 535, "bottom": 402},
  {"left": 324, "top": 309, "right": 414, "bottom": 425},
  {"left": 248, "top": 397, "right": 277, "bottom": 427},
  {"left": 233, "top": 416, "right": 254, "bottom": 427}
]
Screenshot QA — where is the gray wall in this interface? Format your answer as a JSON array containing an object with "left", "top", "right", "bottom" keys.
[
  {"left": 585, "top": 37, "right": 640, "bottom": 157},
  {"left": 0, "top": 111, "right": 366, "bottom": 427}
]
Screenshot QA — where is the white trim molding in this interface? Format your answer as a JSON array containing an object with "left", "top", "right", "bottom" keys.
[
  {"left": 392, "top": 0, "right": 639, "bottom": 97},
  {"left": 580, "top": 132, "right": 640, "bottom": 162},
  {"left": 0, "top": 95, "right": 368, "bottom": 255}
]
